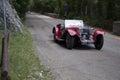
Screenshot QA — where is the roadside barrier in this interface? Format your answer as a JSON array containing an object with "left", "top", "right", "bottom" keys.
[
  {"left": 1, "top": 33, "right": 10, "bottom": 80},
  {"left": 113, "top": 21, "right": 120, "bottom": 36}
]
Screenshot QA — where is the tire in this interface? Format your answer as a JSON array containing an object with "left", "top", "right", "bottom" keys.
[
  {"left": 66, "top": 33, "right": 74, "bottom": 49},
  {"left": 94, "top": 35, "right": 104, "bottom": 50},
  {"left": 53, "top": 30, "right": 57, "bottom": 42}
]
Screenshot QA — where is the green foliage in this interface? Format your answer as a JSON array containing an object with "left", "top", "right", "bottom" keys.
[
  {"left": 25, "top": 0, "right": 57, "bottom": 13},
  {"left": 12, "top": 0, "right": 120, "bottom": 30},
  {"left": 12, "top": 0, "right": 120, "bottom": 20},
  {"left": 12, "top": 0, "right": 29, "bottom": 18}
]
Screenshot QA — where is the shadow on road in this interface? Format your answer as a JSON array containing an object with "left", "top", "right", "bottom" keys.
[{"left": 50, "top": 40, "right": 95, "bottom": 50}]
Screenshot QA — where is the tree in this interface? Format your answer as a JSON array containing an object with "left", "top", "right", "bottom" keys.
[
  {"left": 106, "top": 0, "right": 115, "bottom": 20},
  {"left": 12, "top": 0, "right": 29, "bottom": 18}
]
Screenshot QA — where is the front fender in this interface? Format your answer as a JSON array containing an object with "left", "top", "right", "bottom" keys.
[
  {"left": 93, "top": 29, "right": 105, "bottom": 40},
  {"left": 67, "top": 29, "right": 78, "bottom": 36},
  {"left": 53, "top": 26, "right": 61, "bottom": 39}
]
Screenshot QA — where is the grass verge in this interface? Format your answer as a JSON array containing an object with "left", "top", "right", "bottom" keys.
[{"left": 0, "top": 26, "right": 54, "bottom": 80}]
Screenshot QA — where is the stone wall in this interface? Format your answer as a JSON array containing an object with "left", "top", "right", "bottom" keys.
[{"left": 0, "top": 0, "right": 23, "bottom": 34}]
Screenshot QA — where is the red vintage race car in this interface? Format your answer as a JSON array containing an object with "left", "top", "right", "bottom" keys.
[{"left": 52, "top": 20, "right": 105, "bottom": 50}]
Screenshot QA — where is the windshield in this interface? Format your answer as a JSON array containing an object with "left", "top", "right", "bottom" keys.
[{"left": 65, "top": 20, "right": 84, "bottom": 29}]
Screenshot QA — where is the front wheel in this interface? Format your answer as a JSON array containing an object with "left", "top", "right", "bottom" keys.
[
  {"left": 66, "top": 34, "right": 74, "bottom": 49},
  {"left": 94, "top": 35, "right": 104, "bottom": 50}
]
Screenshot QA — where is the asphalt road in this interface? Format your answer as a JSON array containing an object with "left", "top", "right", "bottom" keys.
[{"left": 26, "top": 12, "right": 120, "bottom": 80}]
